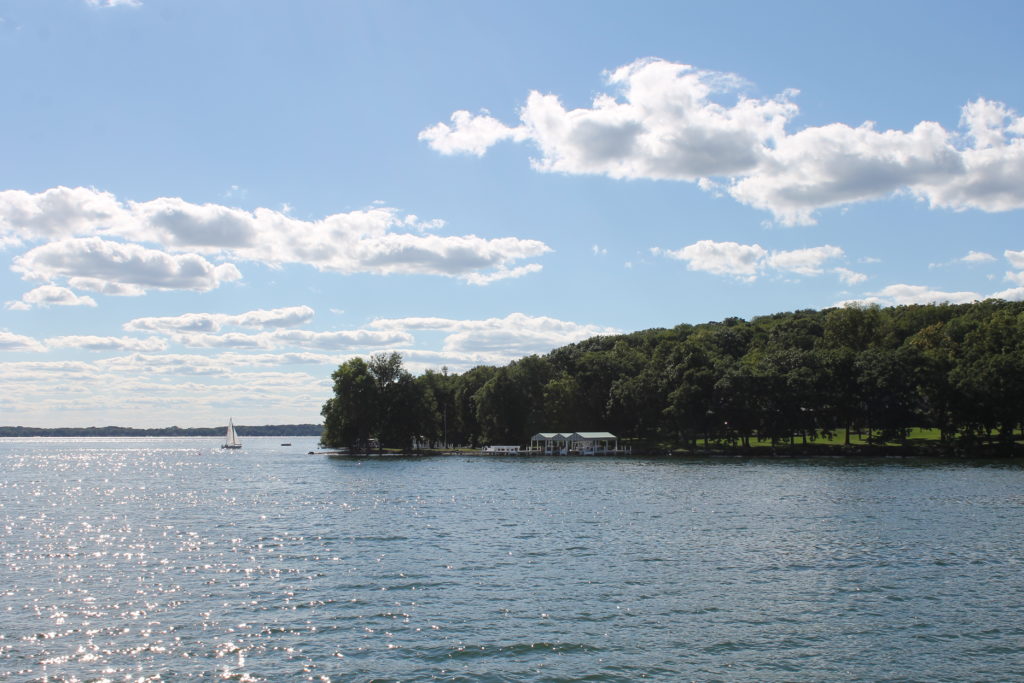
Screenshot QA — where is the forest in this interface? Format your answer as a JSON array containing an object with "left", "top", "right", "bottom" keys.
[{"left": 320, "top": 300, "right": 1024, "bottom": 454}]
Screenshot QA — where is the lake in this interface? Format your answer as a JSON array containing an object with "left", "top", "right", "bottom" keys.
[{"left": 1, "top": 437, "right": 1022, "bottom": 681}]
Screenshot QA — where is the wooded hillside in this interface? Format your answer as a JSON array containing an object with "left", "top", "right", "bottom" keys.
[{"left": 321, "top": 300, "right": 1024, "bottom": 452}]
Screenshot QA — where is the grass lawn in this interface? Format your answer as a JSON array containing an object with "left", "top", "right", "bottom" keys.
[{"left": 690, "top": 427, "right": 1022, "bottom": 450}]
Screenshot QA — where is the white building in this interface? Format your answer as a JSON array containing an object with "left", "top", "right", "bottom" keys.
[
  {"left": 483, "top": 445, "right": 521, "bottom": 453},
  {"left": 529, "top": 432, "right": 620, "bottom": 455}
]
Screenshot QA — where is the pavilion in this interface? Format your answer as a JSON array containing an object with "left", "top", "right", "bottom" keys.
[{"left": 529, "top": 431, "right": 620, "bottom": 455}]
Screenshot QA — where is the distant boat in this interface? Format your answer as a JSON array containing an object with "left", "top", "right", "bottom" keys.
[
  {"left": 222, "top": 419, "right": 242, "bottom": 449},
  {"left": 281, "top": 443, "right": 291, "bottom": 446}
]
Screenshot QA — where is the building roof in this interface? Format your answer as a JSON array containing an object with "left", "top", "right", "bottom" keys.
[
  {"left": 571, "top": 432, "right": 617, "bottom": 439},
  {"left": 531, "top": 431, "right": 617, "bottom": 440}
]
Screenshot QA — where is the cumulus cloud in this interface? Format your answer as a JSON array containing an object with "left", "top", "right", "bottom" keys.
[
  {"left": 653, "top": 240, "right": 850, "bottom": 282},
  {"left": 1005, "top": 249, "right": 1024, "bottom": 269},
  {"left": 5, "top": 285, "right": 97, "bottom": 310},
  {"left": 1001, "top": 250, "right": 1024, "bottom": 285},
  {"left": 46, "top": 335, "right": 167, "bottom": 352},
  {"left": 422, "top": 58, "right": 1024, "bottom": 224},
  {"left": 834, "top": 267, "right": 869, "bottom": 286},
  {"left": 68, "top": 277, "right": 146, "bottom": 296},
  {"left": 0, "top": 331, "right": 46, "bottom": 352},
  {"left": 169, "top": 328, "right": 412, "bottom": 351},
  {"left": 124, "top": 306, "right": 316, "bottom": 334},
  {"left": 764, "top": 245, "right": 844, "bottom": 276},
  {"left": 271, "top": 329, "right": 413, "bottom": 350},
  {"left": 962, "top": 250, "right": 996, "bottom": 263},
  {"left": 418, "top": 110, "right": 529, "bottom": 155},
  {"left": 0, "top": 187, "right": 550, "bottom": 287},
  {"left": 1004, "top": 271, "right": 1024, "bottom": 286},
  {"left": 0, "top": 187, "right": 125, "bottom": 243},
  {"left": 370, "top": 312, "right": 619, "bottom": 358},
  {"left": 990, "top": 286, "right": 1024, "bottom": 301},
  {"left": 653, "top": 241, "right": 765, "bottom": 280},
  {"left": 12, "top": 237, "right": 242, "bottom": 292}
]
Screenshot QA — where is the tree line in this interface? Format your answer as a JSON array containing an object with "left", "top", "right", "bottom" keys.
[{"left": 320, "top": 300, "right": 1024, "bottom": 452}]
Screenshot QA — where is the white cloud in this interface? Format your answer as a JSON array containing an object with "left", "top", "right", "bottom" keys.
[
  {"left": 170, "top": 328, "right": 412, "bottom": 351},
  {"left": 46, "top": 335, "right": 167, "bottom": 352},
  {"left": 171, "top": 332, "right": 276, "bottom": 350},
  {"left": 990, "top": 286, "right": 1024, "bottom": 301},
  {"left": 836, "top": 284, "right": 982, "bottom": 307},
  {"left": 461, "top": 263, "right": 543, "bottom": 286},
  {"left": 418, "top": 110, "right": 528, "bottom": 156},
  {"left": 124, "top": 306, "right": 316, "bottom": 334},
  {"left": 1005, "top": 249, "right": 1024, "bottom": 269},
  {"left": 12, "top": 237, "right": 242, "bottom": 292},
  {"left": 729, "top": 119, "right": 965, "bottom": 225},
  {"left": 962, "top": 250, "right": 996, "bottom": 263},
  {"left": 0, "top": 187, "right": 550, "bottom": 285},
  {"left": 270, "top": 329, "right": 413, "bottom": 350},
  {"left": 1004, "top": 270, "right": 1024, "bottom": 286},
  {"left": 0, "top": 356, "right": 329, "bottom": 429},
  {"left": 96, "top": 351, "right": 345, "bottom": 378},
  {"left": 765, "top": 245, "right": 844, "bottom": 276},
  {"left": 5, "top": 284, "right": 97, "bottom": 310},
  {"left": 423, "top": 58, "right": 1024, "bottom": 224},
  {"left": 86, "top": 0, "right": 142, "bottom": 6},
  {"left": 654, "top": 240, "right": 847, "bottom": 282},
  {"left": 68, "top": 277, "right": 146, "bottom": 296},
  {"left": 654, "top": 241, "right": 766, "bottom": 280},
  {"left": 834, "top": 267, "right": 868, "bottom": 285},
  {"left": 370, "top": 312, "right": 619, "bottom": 360},
  {"left": 0, "top": 331, "right": 46, "bottom": 352},
  {"left": 0, "top": 187, "right": 126, "bottom": 244},
  {"left": 1003, "top": 250, "right": 1024, "bottom": 285}
]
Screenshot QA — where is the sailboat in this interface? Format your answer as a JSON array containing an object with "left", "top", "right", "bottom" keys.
[{"left": 221, "top": 418, "right": 242, "bottom": 449}]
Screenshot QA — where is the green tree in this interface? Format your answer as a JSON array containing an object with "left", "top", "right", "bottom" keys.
[
  {"left": 320, "top": 357, "right": 376, "bottom": 448},
  {"left": 452, "top": 365, "right": 498, "bottom": 447},
  {"left": 320, "top": 353, "right": 432, "bottom": 450},
  {"left": 475, "top": 355, "right": 555, "bottom": 444}
]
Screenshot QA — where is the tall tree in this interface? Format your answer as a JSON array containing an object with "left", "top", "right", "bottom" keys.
[
  {"left": 320, "top": 357, "right": 376, "bottom": 448},
  {"left": 320, "top": 353, "right": 432, "bottom": 450}
]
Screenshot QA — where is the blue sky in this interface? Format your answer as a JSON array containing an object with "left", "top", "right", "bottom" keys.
[{"left": 1, "top": 0, "right": 1022, "bottom": 427}]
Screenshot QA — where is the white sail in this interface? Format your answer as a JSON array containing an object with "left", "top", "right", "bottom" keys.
[{"left": 222, "top": 418, "right": 242, "bottom": 449}]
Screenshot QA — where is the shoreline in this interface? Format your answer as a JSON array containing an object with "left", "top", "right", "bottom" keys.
[{"left": 318, "top": 442, "right": 1024, "bottom": 460}]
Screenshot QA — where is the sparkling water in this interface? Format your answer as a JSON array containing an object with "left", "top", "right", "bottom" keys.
[{"left": 2, "top": 437, "right": 1022, "bottom": 681}]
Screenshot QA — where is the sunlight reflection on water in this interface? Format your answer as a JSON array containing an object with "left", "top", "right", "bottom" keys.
[{"left": 1, "top": 438, "right": 1023, "bottom": 681}]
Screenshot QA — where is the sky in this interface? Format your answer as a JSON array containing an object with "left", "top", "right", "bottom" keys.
[{"left": 1, "top": 0, "right": 1022, "bottom": 428}]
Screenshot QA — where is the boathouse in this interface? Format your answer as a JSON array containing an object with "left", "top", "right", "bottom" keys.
[{"left": 529, "top": 431, "right": 619, "bottom": 455}]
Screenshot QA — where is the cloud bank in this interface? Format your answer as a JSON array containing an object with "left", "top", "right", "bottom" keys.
[
  {"left": 837, "top": 252, "right": 1024, "bottom": 306},
  {"left": 370, "top": 312, "right": 620, "bottom": 357},
  {"left": 422, "top": 58, "right": 1024, "bottom": 225},
  {"left": 0, "top": 187, "right": 551, "bottom": 304}
]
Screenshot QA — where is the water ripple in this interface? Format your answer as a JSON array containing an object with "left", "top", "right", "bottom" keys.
[{"left": 1, "top": 439, "right": 1023, "bottom": 680}]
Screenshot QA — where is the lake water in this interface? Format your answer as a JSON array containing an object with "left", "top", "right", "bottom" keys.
[{"left": 1, "top": 437, "right": 1022, "bottom": 681}]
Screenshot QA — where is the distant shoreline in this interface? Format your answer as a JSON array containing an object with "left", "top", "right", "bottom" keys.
[{"left": 0, "top": 424, "right": 323, "bottom": 438}]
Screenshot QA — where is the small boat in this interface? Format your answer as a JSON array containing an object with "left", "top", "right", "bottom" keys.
[
  {"left": 281, "top": 443, "right": 291, "bottom": 447},
  {"left": 221, "top": 418, "right": 242, "bottom": 449}
]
